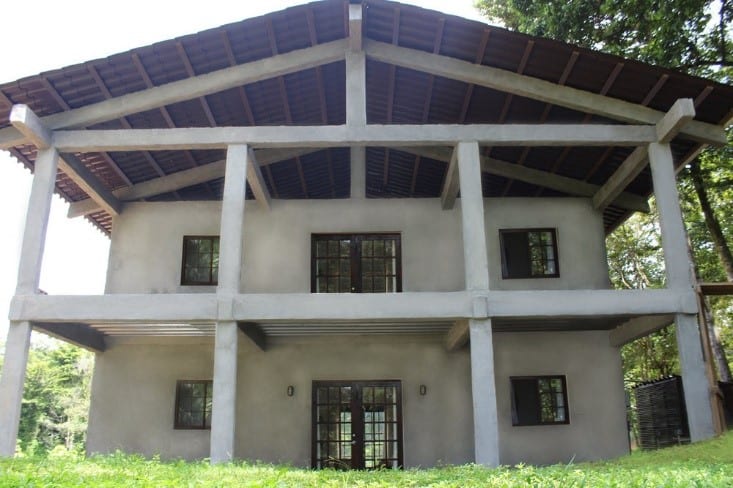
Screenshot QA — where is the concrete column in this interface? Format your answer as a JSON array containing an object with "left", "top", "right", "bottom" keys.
[
  {"left": 210, "top": 145, "right": 248, "bottom": 463},
  {"left": 350, "top": 146, "right": 366, "bottom": 199},
  {"left": 345, "top": 51, "right": 366, "bottom": 127},
  {"left": 469, "top": 319, "right": 500, "bottom": 466},
  {"left": 0, "top": 322, "right": 32, "bottom": 456},
  {"left": 217, "top": 144, "right": 248, "bottom": 295},
  {"left": 0, "top": 147, "right": 59, "bottom": 457},
  {"left": 648, "top": 141, "right": 715, "bottom": 441},
  {"left": 457, "top": 141, "right": 490, "bottom": 290},
  {"left": 210, "top": 320, "right": 239, "bottom": 463}
]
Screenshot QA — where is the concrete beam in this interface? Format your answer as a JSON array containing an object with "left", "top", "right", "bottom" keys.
[
  {"left": 9, "top": 289, "right": 699, "bottom": 324},
  {"left": 32, "top": 322, "right": 106, "bottom": 352},
  {"left": 404, "top": 146, "right": 649, "bottom": 213},
  {"left": 445, "top": 319, "right": 469, "bottom": 351},
  {"left": 608, "top": 314, "right": 674, "bottom": 347},
  {"left": 363, "top": 40, "right": 726, "bottom": 145},
  {"left": 67, "top": 148, "right": 316, "bottom": 218},
  {"left": 52, "top": 123, "right": 656, "bottom": 152},
  {"left": 440, "top": 146, "right": 460, "bottom": 210},
  {"left": 0, "top": 40, "right": 349, "bottom": 150},
  {"left": 0, "top": 322, "right": 32, "bottom": 456},
  {"left": 656, "top": 98, "right": 695, "bottom": 143},
  {"left": 246, "top": 148, "right": 270, "bottom": 211},
  {"left": 59, "top": 153, "right": 123, "bottom": 216},
  {"left": 9, "top": 104, "right": 52, "bottom": 149},
  {"left": 469, "top": 319, "right": 500, "bottom": 466},
  {"left": 238, "top": 322, "right": 267, "bottom": 351},
  {"left": 592, "top": 146, "right": 647, "bottom": 210}
]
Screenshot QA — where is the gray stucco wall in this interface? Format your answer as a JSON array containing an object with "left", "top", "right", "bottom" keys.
[
  {"left": 104, "top": 197, "right": 611, "bottom": 294},
  {"left": 87, "top": 331, "right": 628, "bottom": 466}
]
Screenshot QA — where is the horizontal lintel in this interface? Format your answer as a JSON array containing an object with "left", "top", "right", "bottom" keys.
[{"left": 52, "top": 124, "right": 657, "bottom": 152}]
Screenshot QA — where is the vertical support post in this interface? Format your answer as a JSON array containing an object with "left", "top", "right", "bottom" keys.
[
  {"left": 0, "top": 147, "right": 59, "bottom": 457},
  {"left": 469, "top": 319, "right": 500, "bottom": 466},
  {"left": 457, "top": 141, "right": 490, "bottom": 290},
  {"left": 350, "top": 146, "right": 366, "bottom": 199},
  {"left": 457, "top": 141, "right": 498, "bottom": 464},
  {"left": 648, "top": 141, "right": 715, "bottom": 441},
  {"left": 210, "top": 144, "right": 248, "bottom": 463}
]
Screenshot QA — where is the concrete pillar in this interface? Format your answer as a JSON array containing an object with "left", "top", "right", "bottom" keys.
[
  {"left": 0, "top": 147, "right": 59, "bottom": 457},
  {"left": 457, "top": 141, "right": 490, "bottom": 290},
  {"left": 210, "top": 320, "right": 239, "bottom": 463},
  {"left": 469, "top": 319, "right": 500, "bottom": 466},
  {"left": 210, "top": 145, "right": 248, "bottom": 463},
  {"left": 648, "top": 141, "right": 715, "bottom": 441},
  {"left": 345, "top": 51, "right": 366, "bottom": 127},
  {"left": 350, "top": 146, "right": 366, "bottom": 199},
  {"left": 0, "top": 322, "right": 32, "bottom": 456}
]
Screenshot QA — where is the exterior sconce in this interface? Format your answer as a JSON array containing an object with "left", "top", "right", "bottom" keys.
[
  {"left": 419, "top": 384, "right": 427, "bottom": 396},
  {"left": 287, "top": 385, "right": 295, "bottom": 397}
]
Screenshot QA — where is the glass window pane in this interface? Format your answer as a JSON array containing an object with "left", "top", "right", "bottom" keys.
[
  {"left": 316, "top": 241, "right": 327, "bottom": 258},
  {"left": 340, "top": 240, "right": 350, "bottom": 257}
]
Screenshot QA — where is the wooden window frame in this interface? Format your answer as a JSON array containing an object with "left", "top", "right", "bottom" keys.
[
  {"left": 510, "top": 375, "right": 570, "bottom": 426},
  {"left": 499, "top": 228, "right": 560, "bottom": 279},
  {"left": 311, "top": 233, "right": 402, "bottom": 293},
  {"left": 174, "top": 379, "right": 213, "bottom": 430},
  {"left": 180, "top": 235, "right": 219, "bottom": 286}
]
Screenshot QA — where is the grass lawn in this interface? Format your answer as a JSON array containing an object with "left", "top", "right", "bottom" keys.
[{"left": 1, "top": 433, "right": 733, "bottom": 487}]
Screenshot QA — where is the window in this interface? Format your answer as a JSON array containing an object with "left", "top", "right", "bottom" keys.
[
  {"left": 499, "top": 228, "right": 559, "bottom": 279},
  {"left": 510, "top": 376, "right": 569, "bottom": 426},
  {"left": 311, "top": 234, "right": 401, "bottom": 293},
  {"left": 174, "top": 380, "right": 213, "bottom": 429},
  {"left": 181, "top": 236, "right": 219, "bottom": 285}
]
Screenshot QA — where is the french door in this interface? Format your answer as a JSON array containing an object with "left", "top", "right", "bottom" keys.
[{"left": 312, "top": 380, "right": 403, "bottom": 469}]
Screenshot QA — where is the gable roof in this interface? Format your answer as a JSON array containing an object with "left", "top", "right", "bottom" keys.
[{"left": 1, "top": 0, "right": 731, "bottom": 234}]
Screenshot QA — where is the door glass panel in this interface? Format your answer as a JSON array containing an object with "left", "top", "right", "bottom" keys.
[{"left": 313, "top": 382, "right": 402, "bottom": 470}]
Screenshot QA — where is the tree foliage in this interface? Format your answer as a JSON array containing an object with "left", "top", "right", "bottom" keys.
[{"left": 17, "top": 343, "right": 93, "bottom": 455}]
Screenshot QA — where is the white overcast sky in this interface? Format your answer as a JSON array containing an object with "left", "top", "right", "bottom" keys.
[{"left": 0, "top": 1, "right": 487, "bottom": 340}]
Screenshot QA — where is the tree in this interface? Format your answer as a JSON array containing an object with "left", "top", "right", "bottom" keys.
[{"left": 17, "top": 344, "right": 93, "bottom": 455}]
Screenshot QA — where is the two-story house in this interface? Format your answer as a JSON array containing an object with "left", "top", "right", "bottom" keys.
[{"left": 0, "top": 0, "right": 731, "bottom": 468}]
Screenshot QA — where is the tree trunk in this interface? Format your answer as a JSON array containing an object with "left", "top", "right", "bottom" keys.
[
  {"left": 688, "top": 160, "right": 733, "bottom": 381},
  {"left": 690, "top": 160, "right": 733, "bottom": 281}
]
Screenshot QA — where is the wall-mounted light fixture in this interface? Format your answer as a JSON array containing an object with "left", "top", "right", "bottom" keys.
[
  {"left": 287, "top": 385, "right": 295, "bottom": 397},
  {"left": 419, "top": 384, "right": 427, "bottom": 396}
]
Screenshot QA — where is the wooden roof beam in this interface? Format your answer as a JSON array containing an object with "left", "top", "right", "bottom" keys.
[
  {"left": 404, "top": 146, "right": 648, "bottom": 213},
  {"left": 0, "top": 39, "right": 349, "bottom": 150},
  {"left": 68, "top": 148, "right": 314, "bottom": 217},
  {"left": 363, "top": 41, "right": 726, "bottom": 145},
  {"left": 593, "top": 98, "right": 695, "bottom": 210}
]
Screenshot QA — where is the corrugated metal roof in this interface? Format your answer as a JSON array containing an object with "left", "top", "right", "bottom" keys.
[{"left": 1, "top": 0, "right": 731, "bottom": 234}]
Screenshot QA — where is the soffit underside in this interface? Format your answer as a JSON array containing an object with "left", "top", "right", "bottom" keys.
[{"left": 0, "top": 0, "right": 730, "bottom": 235}]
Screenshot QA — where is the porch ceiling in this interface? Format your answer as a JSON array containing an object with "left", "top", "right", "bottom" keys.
[{"left": 1, "top": 0, "right": 732, "bottom": 234}]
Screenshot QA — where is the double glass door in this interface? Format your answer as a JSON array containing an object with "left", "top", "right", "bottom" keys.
[{"left": 312, "top": 380, "right": 403, "bottom": 469}]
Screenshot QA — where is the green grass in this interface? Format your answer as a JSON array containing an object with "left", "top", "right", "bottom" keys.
[{"left": 2, "top": 433, "right": 733, "bottom": 487}]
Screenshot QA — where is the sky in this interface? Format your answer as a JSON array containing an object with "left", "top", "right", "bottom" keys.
[{"left": 0, "top": 0, "right": 487, "bottom": 342}]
